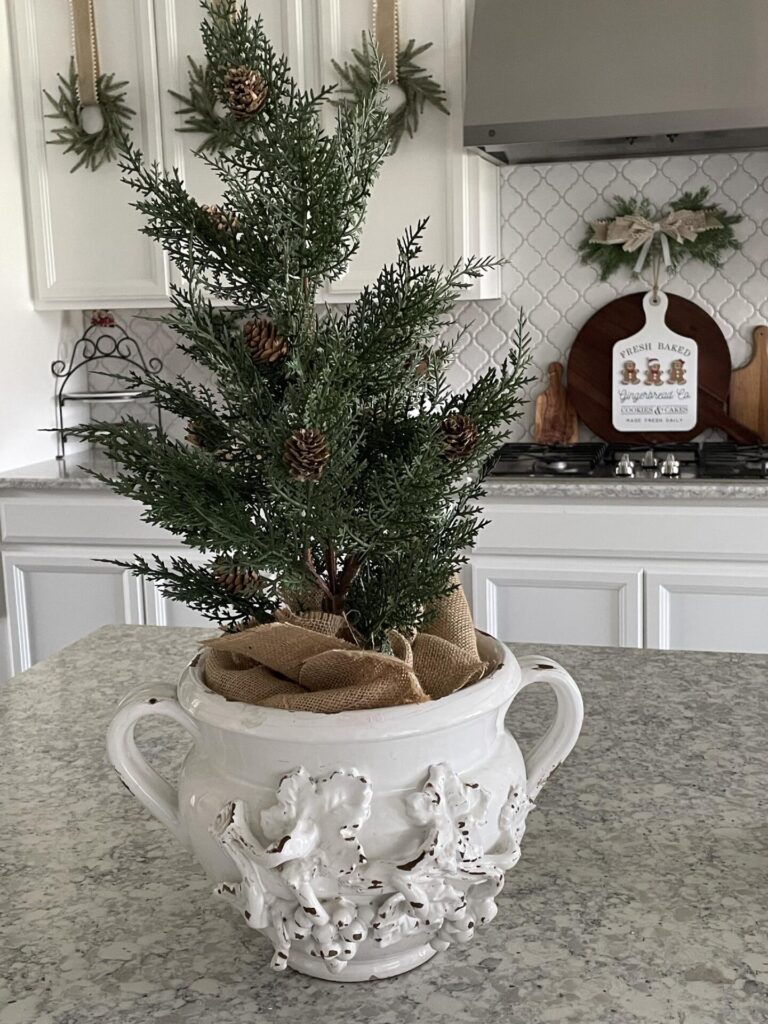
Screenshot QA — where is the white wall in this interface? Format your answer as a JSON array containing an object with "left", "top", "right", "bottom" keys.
[{"left": 0, "top": 2, "right": 64, "bottom": 472}]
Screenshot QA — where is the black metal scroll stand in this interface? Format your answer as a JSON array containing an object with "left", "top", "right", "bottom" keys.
[{"left": 51, "top": 318, "right": 164, "bottom": 460}]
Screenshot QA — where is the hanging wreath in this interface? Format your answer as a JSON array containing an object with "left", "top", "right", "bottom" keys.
[
  {"left": 578, "top": 187, "right": 742, "bottom": 283},
  {"left": 169, "top": 58, "right": 240, "bottom": 155},
  {"left": 332, "top": 34, "right": 449, "bottom": 152},
  {"left": 44, "top": 58, "right": 134, "bottom": 173}
]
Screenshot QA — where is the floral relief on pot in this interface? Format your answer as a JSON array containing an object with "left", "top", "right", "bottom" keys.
[
  {"left": 211, "top": 762, "right": 532, "bottom": 979},
  {"left": 106, "top": 637, "right": 583, "bottom": 982}
]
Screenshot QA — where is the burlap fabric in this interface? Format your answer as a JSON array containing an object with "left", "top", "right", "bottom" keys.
[{"left": 201, "top": 583, "right": 494, "bottom": 713}]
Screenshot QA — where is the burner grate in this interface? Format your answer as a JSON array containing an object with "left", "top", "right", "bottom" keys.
[
  {"left": 701, "top": 443, "right": 768, "bottom": 478},
  {"left": 491, "top": 442, "right": 607, "bottom": 476}
]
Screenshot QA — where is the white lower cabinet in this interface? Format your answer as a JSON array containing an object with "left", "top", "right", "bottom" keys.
[
  {"left": 471, "top": 556, "right": 644, "bottom": 648},
  {"left": 143, "top": 577, "right": 210, "bottom": 629},
  {"left": 646, "top": 564, "right": 768, "bottom": 654},
  {"left": 4, "top": 488, "right": 768, "bottom": 680},
  {"left": 469, "top": 495, "right": 768, "bottom": 655},
  {"left": 2, "top": 551, "right": 144, "bottom": 672},
  {"left": 2, "top": 545, "right": 210, "bottom": 677}
]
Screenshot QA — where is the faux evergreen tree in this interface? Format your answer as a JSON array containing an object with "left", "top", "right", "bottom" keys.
[{"left": 77, "top": 1, "right": 531, "bottom": 649}]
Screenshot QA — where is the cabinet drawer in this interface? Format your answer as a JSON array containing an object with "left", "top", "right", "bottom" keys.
[{"left": 1, "top": 497, "right": 176, "bottom": 545}]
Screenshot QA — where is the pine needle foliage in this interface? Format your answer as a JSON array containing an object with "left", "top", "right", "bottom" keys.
[
  {"left": 579, "top": 187, "right": 742, "bottom": 282},
  {"left": 74, "top": 0, "right": 531, "bottom": 648}
]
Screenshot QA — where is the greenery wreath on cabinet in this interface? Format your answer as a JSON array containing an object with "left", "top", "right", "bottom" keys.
[{"left": 43, "top": 58, "right": 134, "bottom": 173}]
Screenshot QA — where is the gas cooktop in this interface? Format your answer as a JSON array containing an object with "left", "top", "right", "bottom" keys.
[{"left": 490, "top": 442, "right": 768, "bottom": 480}]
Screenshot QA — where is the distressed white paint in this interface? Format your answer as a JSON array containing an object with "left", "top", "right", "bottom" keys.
[{"left": 106, "top": 637, "right": 583, "bottom": 981}]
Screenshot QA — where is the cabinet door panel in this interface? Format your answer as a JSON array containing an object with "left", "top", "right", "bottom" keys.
[
  {"left": 144, "top": 583, "right": 210, "bottom": 629},
  {"left": 155, "top": 0, "right": 312, "bottom": 214},
  {"left": 315, "top": 0, "right": 499, "bottom": 301},
  {"left": 3, "top": 552, "right": 143, "bottom": 675},
  {"left": 10, "top": 0, "right": 169, "bottom": 307},
  {"left": 646, "top": 565, "right": 768, "bottom": 653},
  {"left": 472, "top": 557, "right": 643, "bottom": 648}
]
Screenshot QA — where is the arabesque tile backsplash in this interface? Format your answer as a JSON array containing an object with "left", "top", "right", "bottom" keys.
[{"left": 100, "top": 150, "right": 768, "bottom": 440}]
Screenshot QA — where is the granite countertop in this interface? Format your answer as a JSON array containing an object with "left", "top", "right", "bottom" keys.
[
  {"left": 2, "top": 626, "right": 766, "bottom": 1023},
  {"left": 483, "top": 476, "right": 768, "bottom": 501},
  {"left": 2, "top": 452, "right": 768, "bottom": 501},
  {"left": 0, "top": 450, "right": 117, "bottom": 491}
]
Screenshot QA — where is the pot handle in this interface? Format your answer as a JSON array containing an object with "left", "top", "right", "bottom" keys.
[
  {"left": 515, "top": 654, "right": 584, "bottom": 800},
  {"left": 106, "top": 680, "right": 200, "bottom": 848}
]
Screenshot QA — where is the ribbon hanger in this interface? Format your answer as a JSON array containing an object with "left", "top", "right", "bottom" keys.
[
  {"left": 70, "top": 0, "right": 100, "bottom": 106},
  {"left": 372, "top": 0, "right": 399, "bottom": 82}
]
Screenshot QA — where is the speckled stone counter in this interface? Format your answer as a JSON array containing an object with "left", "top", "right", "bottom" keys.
[
  {"left": 2, "top": 626, "right": 767, "bottom": 1023},
  {"left": 483, "top": 477, "right": 768, "bottom": 502},
  {"left": 3, "top": 453, "right": 768, "bottom": 501},
  {"left": 0, "top": 451, "right": 116, "bottom": 491}
]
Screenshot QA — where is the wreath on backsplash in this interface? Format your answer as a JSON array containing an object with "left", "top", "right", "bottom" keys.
[{"left": 578, "top": 187, "right": 742, "bottom": 283}]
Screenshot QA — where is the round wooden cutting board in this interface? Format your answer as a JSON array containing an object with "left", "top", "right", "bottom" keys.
[{"left": 566, "top": 291, "right": 760, "bottom": 443}]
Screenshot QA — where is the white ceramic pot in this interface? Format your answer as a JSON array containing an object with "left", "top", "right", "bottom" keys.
[{"left": 107, "top": 634, "right": 582, "bottom": 982}]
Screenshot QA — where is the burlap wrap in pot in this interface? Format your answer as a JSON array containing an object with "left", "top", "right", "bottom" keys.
[{"left": 201, "top": 583, "right": 495, "bottom": 713}]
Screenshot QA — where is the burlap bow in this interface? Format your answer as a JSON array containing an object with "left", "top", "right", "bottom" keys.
[
  {"left": 200, "top": 584, "right": 497, "bottom": 713},
  {"left": 589, "top": 209, "right": 722, "bottom": 272}
]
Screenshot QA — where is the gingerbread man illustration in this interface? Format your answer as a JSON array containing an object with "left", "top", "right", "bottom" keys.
[
  {"left": 667, "top": 358, "right": 687, "bottom": 385},
  {"left": 644, "top": 358, "right": 664, "bottom": 386},
  {"left": 621, "top": 360, "right": 640, "bottom": 385}
]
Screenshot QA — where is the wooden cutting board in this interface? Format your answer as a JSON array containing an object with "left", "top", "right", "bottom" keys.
[
  {"left": 534, "top": 362, "right": 578, "bottom": 444},
  {"left": 567, "top": 291, "right": 761, "bottom": 444},
  {"left": 729, "top": 326, "right": 768, "bottom": 441}
]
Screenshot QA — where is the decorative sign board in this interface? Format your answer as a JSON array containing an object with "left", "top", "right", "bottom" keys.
[{"left": 612, "top": 291, "right": 698, "bottom": 432}]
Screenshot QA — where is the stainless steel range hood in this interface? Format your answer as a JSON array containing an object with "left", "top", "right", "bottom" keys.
[{"left": 465, "top": 0, "right": 768, "bottom": 164}]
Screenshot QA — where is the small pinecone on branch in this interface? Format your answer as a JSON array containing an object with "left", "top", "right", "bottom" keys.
[
  {"left": 284, "top": 428, "right": 330, "bottom": 482},
  {"left": 215, "top": 566, "right": 261, "bottom": 594},
  {"left": 185, "top": 421, "right": 204, "bottom": 447},
  {"left": 224, "top": 66, "right": 268, "bottom": 118},
  {"left": 441, "top": 413, "right": 479, "bottom": 460},
  {"left": 201, "top": 203, "right": 240, "bottom": 234},
  {"left": 243, "top": 318, "right": 289, "bottom": 365}
]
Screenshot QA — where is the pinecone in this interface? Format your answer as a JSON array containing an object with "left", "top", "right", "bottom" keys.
[
  {"left": 243, "top": 318, "right": 289, "bottom": 365},
  {"left": 215, "top": 566, "right": 261, "bottom": 594},
  {"left": 201, "top": 203, "right": 240, "bottom": 234},
  {"left": 185, "top": 421, "right": 203, "bottom": 447},
  {"left": 441, "top": 413, "right": 478, "bottom": 460},
  {"left": 283, "top": 428, "right": 330, "bottom": 482},
  {"left": 224, "top": 66, "right": 268, "bottom": 118}
]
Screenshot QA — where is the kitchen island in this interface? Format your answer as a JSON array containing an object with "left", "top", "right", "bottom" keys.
[{"left": 2, "top": 626, "right": 766, "bottom": 1023}]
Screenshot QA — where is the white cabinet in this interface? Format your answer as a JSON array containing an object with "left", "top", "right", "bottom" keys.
[
  {"left": 472, "top": 555, "right": 644, "bottom": 648},
  {"left": 646, "top": 563, "right": 768, "bottom": 654},
  {"left": 144, "top": 582, "right": 210, "bottom": 628},
  {"left": 315, "top": 0, "right": 499, "bottom": 301},
  {"left": 471, "top": 493, "right": 768, "bottom": 654},
  {"left": 0, "top": 492, "right": 210, "bottom": 679},
  {"left": 153, "top": 0, "right": 314, "bottom": 231},
  {"left": 2, "top": 550, "right": 144, "bottom": 671},
  {"left": 9, "top": 0, "right": 169, "bottom": 308},
  {"left": 10, "top": 0, "right": 498, "bottom": 308}
]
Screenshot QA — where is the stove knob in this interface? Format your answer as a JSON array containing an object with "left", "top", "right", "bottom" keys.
[
  {"left": 615, "top": 453, "right": 635, "bottom": 477},
  {"left": 641, "top": 449, "right": 658, "bottom": 469},
  {"left": 660, "top": 453, "right": 680, "bottom": 477}
]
